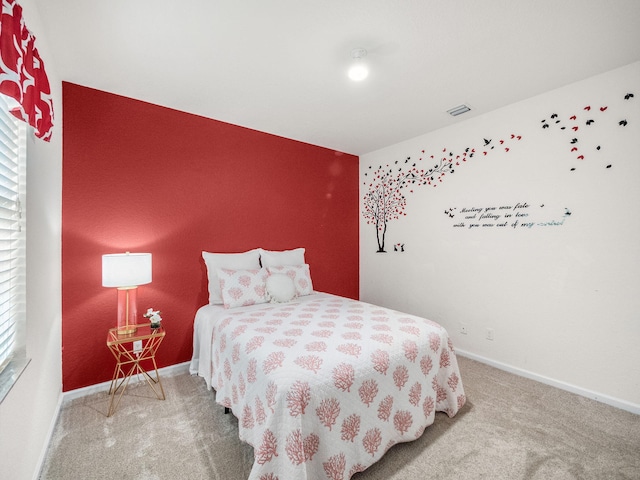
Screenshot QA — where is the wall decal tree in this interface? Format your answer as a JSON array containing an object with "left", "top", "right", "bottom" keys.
[
  {"left": 362, "top": 135, "right": 522, "bottom": 252},
  {"left": 362, "top": 156, "right": 451, "bottom": 253}
]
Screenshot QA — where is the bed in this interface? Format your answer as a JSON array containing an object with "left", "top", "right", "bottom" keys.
[{"left": 190, "top": 248, "right": 466, "bottom": 480}]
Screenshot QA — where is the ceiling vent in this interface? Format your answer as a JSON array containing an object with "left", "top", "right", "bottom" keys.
[{"left": 447, "top": 104, "right": 471, "bottom": 116}]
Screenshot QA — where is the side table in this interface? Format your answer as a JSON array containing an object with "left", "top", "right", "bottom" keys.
[{"left": 106, "top": 323, "right": 166, "bottom": 416}]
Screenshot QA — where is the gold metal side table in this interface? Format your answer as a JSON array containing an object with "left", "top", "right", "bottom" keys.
[{"left": 106, "top": 323, "right": 166, "bottom": 416}]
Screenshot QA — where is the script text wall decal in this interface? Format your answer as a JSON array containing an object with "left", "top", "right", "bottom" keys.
[{"left": 444, "top": 202, "right": 571, "bottom": 230}]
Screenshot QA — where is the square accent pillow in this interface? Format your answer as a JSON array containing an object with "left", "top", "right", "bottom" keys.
[
  {"left": 217, "top": 267, "right": 269, "bottom": 309},
  {"left": 259, "top": 248, "right": 305, "bottom": 268},
  {"left": 267, "top": 264, "right": 313, "bottom": 296},
  {"left": 202, "top": 249, "right": 261, "bottom": 305}
]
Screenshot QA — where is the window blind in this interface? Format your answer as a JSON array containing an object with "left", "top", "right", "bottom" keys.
[{"left": 0, "top": 93, "right": 26, "bottom": 380}]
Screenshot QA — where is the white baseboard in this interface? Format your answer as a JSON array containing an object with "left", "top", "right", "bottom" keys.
[
  {"left": 456, "top": 349, "right": 640, "bottom": 415},
  {"left": 62, "top": 361, "right": 191, "bottom": 403},
  {"left": 33, "top": 390, "right": 64, "bottom": 480}
]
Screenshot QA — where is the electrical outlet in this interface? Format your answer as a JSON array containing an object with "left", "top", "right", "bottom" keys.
[
  {"left": 459, "top": 323, "right": 468, "bottom": 335},
  {"left": 133, "top": 340, "right": 143, "bottom": 353},
  {"left": 486, "top": 328, "right": 494, "bottom": 341}
]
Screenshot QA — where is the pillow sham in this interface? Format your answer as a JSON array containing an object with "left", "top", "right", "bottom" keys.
[
  {"left": 266, "top": 273, "right": 297, "bottom": 303},
  {"left": 202, "top": 249, "right": 260, "bottom": 305},
  {"left": 259, "top": 247, "right": 305, "bottom": 268},
  {"left": 267, "top": 264, "right": 313, "bottom": 296},
  {"left": 217, "top": 267, "right": 269, "bottom": 309}
]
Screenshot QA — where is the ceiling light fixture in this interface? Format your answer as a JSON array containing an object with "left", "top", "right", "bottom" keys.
[
  {"left": 348, "top": 48, "right": 368, "bottom": 81},
  {"left": 447, "top": 104, "right": 471, "bottom": 116}
]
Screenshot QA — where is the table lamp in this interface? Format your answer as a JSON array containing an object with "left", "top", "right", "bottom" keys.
[{"left": 102, "top": 252, "right": 152, "bottom": 334}]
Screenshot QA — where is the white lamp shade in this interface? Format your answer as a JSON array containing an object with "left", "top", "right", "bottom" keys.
[{"left": 102, "top": 253, "right": 152, "bottom": 287}]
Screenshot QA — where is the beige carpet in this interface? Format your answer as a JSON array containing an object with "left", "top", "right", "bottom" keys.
[{"left": 39, "top": 356, "right": 640, "bottom": 479}]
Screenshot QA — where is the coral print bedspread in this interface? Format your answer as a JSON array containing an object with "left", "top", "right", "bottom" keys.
[{"left": 190, "top": 293, "right": 466, "bottom": 480}]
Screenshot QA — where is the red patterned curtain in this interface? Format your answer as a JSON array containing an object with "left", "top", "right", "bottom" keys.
[{"left": 0, "top": 0, "right": 53, "bottom": 141}]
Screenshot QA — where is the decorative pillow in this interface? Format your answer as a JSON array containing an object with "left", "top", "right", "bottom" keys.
[
  {"left": 217, "top": 267, "right": 269, "bottom": 309},
  {"left": 202, "top": 249, "right": 260, "bottom": 305},
  {"left": 267, "top": 264, "right": 313, "bottom": 296},
  {"left": 259, "top": 247, "right": 305, "bottom": 268},
  {"left": 266, "top": 273, "right": 297, "bottom": 303}
]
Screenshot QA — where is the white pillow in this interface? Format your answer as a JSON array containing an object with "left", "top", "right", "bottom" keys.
[
  {"left": 217, "top": 267, "right": 269, "bottom": 309},
  {"left": 202, "top": 249, "right": 260, "bottom": 304},
  {"left": 267, "top": 264, "right": 313, "bottom": 296},
  {"left": 259, "top": 248, "right": 305, "bottom": 268},
  {"left": 266, "top": 273, "right": 297, "bottom": 303}
]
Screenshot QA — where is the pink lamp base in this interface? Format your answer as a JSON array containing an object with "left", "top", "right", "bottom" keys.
[{"left": 116, "top": 286, "right": 138, "bottom": 334}]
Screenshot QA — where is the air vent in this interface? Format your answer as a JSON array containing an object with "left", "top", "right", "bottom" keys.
[{"left": 447, "top": 104, "right": 471, "bottom": 116}]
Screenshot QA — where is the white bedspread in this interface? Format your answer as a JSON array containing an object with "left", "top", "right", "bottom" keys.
[{"left": 190, "top": 292, "right": 466, "bottom": 480}]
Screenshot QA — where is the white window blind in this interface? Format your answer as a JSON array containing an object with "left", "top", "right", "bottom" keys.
[{"left": 0, "top": 93, "right": 27, "bottom": 402}]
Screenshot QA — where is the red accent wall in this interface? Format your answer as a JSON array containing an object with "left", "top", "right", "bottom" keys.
[{"left": 62, "top": 82, "right": 359, "bottom": 391}]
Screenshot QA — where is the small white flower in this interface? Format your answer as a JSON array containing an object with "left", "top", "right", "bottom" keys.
[{"left": 144, "top": 308, "right": 162, "bottom": 323}]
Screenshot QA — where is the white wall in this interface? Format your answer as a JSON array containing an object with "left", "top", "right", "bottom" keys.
[
  {"left": 0, "top": 1, "right": 63, "bottom": 479},
  {"left": 360, "top": 62, "right": 640, "bottom": 412}
]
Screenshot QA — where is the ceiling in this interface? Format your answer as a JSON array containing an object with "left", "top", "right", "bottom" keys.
[{"left": 33, "top": 0, "right": 640, "bottom": 155}]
